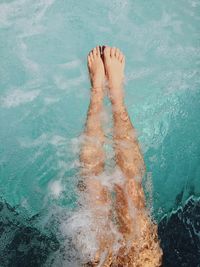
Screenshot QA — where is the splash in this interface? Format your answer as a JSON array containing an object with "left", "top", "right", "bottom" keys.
[{"left": 52, "top": 166, "right": 162, "bottom": 266}]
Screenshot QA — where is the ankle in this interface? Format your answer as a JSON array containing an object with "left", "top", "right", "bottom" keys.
[
  {"left": 111, "top": 99, "right": 125, "bottom": 113},
  {"left": 108, "top": 77, "right": 124, "bottom": 92},
  {"left": 108, "top": 84, "right": 124, "bottom": 105},
  {"left": 90, "top": 88, "right": 103, "bottom": 106},
  {"left": 91, "top": 77, "right": 104, "bottom": 89},
  {"left": 91, "top": 86, "right": 104, "bottom": 99},
  {"left": 111, "top": 98, "right": 124, "bottom": 107},
  {"left": 109, "top": 90, "right": 124, "bottom": 107}
]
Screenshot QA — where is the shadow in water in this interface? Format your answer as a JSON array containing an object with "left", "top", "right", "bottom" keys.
[
  {"left": 0, "top": 197, "right": 199, "bottom": 267},
  {"left": 158, "top": 197, "right": 200, "bottom": 267},
  {"left": 0, "top": 200, "right": 59, "bottom": 267}
]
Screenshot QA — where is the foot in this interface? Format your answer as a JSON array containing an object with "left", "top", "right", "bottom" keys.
[
  {"left": 103, "top": 46, "right": 125, "bottom": 105},
  {"left": 88, "top": 46, "right": 105, "bottom": 90}
]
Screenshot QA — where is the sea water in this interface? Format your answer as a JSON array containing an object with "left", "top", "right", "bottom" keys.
[{"left": 0, "top": 0, "right": 199, "bottom": 266}]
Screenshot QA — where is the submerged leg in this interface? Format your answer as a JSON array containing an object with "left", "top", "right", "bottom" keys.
[
  {"left": 80, "top": 46, "right": 107, "bottom": 205},
  {"left": 104, "top": 46, "right": 145, "bottom": 222},
  {"left": 79, "top": 47, "right": 112, "bottom": 265},
  {"left": 103, "top": 46, "right": 162, "bottom": 266}
]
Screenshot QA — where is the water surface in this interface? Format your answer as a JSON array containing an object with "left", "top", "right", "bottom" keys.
[{"left": 0, "top": 0, "right": 200, "bottom": 266}]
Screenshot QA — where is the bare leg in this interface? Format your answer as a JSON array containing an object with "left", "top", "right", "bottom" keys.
[
  {"left": 80, "top": 46, "right": 106, "bottom": 204},
  {"left": 103, "top": 46, "right": 162, "bottom": 266},
  {"left": 79, "top": 47, "right": 112, "bottom": 265},
  {"left": 104, "top": 46, "right": 145, "bottom": 224}
]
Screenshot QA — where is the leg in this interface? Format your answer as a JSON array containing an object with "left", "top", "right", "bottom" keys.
[
  {"left": 80, "top": 46, "right": 107, "bottom": 207},
  {"left": 103, "top": 46, "right": 162, "bottom": 265},
  {"left": 79, "top": 47, "right": 112, "bottom": 265},
  {"left": 104, "top": 46, "right": 145, "bottom": 222}
]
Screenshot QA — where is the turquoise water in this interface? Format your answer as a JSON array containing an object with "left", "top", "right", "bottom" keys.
[{"left": 0, "top": 0, "right": 200, "bottom": 265}]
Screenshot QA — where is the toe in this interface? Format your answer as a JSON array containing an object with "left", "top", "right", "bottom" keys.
[
  {"left": 96, "top": 46, "right": 100, "bottom": 56},
  {"left": 119, "top": 52, "right": 124, "bottom": 62},
  {"left": 122, "top": 55, "right": 125, "bottom": 66},
  {"left": 87, "top": 55, "right": 91, "bottom": 67},
  {"left": 111, "top": 47, "right": 115, "bottom": 57},
  {"left": 92, "top": 47, "right": 97, "bottom": 58},
  {"left": 104, "top": 46, "right": 111, "bottom": 58},
  {"left": 89, "top": 51, "right": 94, "bottom": 61},
  {"left": 115, "top": 48, "right": 120, "bottom": 59}
]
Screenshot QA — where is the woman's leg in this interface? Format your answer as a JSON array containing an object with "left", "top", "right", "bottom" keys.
[
  {"left": 80, "top": 46, "right": 107, "bottom": 206},
  {"left": 79, "top": 47, "right": 112, "bottom": 265},
  {"left": 103, "top": 46, "right": 162, "bottom": 265},
  {"left": 103, "top": 46, "right": 145, "bottom": 225}
]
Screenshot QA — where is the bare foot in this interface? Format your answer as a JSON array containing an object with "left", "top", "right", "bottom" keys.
[
  {"left": 103, "top": 46, "right": 125, "bottom": 105},
  {"left": 88, "top": 46, "right": 105, "bottom": 90}
]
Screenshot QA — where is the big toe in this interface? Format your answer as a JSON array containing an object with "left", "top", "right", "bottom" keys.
[
  {"left": 104, "top": 46, "right": 111, "bottom": 60},
  {"left": 115, "top": 48, "right": 120, "bottom": 59},
  {"left": 111, "top": 47, "right": 116, "bottom": 58},
  {"left": 119, "top": 51, "right": 124, "bottom": 62}
]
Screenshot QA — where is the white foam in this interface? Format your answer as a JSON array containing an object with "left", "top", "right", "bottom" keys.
[
  {"left": 0, "top": 0, "right": 26, "bottom": 28},
  {"left": 0, "top": 0, "right": 55, "bottom": 30},
  {"left": 59, "top": 59, "right": 81, "bottom": 70},
  {"left": 44, "top": 97, "right": 59, "bottom": 105},
  {"left": 61, "top": 210, "right": 99, "bottom": 261},
  {"left": 59, "top": 204, "right": 123, "bottom": 265},
  {"left": 18, "top": 134, "right": 68, "bottom": 148},
  {"left": 143, "top": 172, "right": 154, "bottom": 214},
  {"left": 49, "top": 180, "right": 62, "bottom": 198},
  {"left": 17, "top": 40, "right": 40, "bottom": 73},
  {"left": 18, "top": 133, "right": 48, "bottom": 148},
  {"left": 95, "top": 168, "right": 125, "bottom": 190},
  {"left": 50, "top": 135, "right": 66, "bottom": 146},
  {"left": 108, "top": 0, "right": 128, "bottom": 24},
  {"left": 54, "top": 74, "right": 86, "bottom": 91},
  {"left": 1, "top": 89, "right": 40, "bottom": 108},
  {"left": 70, "top": 136, "right": 85, "bottom": 155},
  {"left": 126, "top": 68, "right": 153, "bottom": 81}
]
